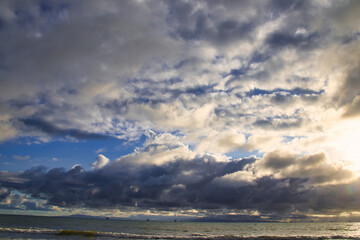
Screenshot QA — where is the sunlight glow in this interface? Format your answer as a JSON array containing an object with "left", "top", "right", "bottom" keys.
[{"left": 336, "top": 120, "right": 360, "bottom": 171}]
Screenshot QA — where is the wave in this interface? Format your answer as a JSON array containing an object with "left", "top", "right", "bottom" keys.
[{"left": 1, "top": 227, "right": 360, "bottom": 239}]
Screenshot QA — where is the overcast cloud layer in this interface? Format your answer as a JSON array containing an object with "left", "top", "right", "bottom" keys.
[{"left": 0, "top": 0, "right": 360, "bottom": 221}]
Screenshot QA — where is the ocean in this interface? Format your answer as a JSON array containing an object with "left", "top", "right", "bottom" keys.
[{"left": 1, "top": 214, "right": 360, "bottom": 240}]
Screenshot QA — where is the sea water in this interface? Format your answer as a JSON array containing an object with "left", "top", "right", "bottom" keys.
[{"left": 1, "top": 214, "right": 360, "bottom": 239}]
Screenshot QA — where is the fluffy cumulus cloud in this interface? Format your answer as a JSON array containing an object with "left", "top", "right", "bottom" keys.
[
  {"left": 0, "top": 0, "right": 360, "bottom": 220},
  {"left": 254, "top": 150, "right": 354, "bottom": 185},
  {"left": 91, "top": 154, "right": 110, "bottom": 169}
]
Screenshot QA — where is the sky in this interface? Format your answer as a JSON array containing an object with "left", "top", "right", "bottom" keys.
[{"left": 0, "top": 0, "right": 360, "bottom": 222}]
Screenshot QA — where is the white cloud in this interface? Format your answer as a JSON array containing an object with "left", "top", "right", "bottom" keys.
[
  {"left": 113, "top": 133, "right": 196, "bottom": 166},
  {"left": 0, "top": 123, "right": 17, "bottom": 142},
  {"left": 12, "top": 155, "right": 30, "bottom": 161},
  {"left": 215, "top": 170, "right": 256, "bottom": 187},
  {"left": 92, "top": 154, "right": 110, "bottom": 169},
  {"left": 95, "top": 148, "right": 106, "bottom": 154},
  {"left": 196, "top": 130, "right": 246, "bottom": 154},
  {"left": 254, "top": 150, "right": 355, "bottom": 185}
]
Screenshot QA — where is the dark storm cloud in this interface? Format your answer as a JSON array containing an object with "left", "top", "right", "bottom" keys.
[
  {"left": 0, "top": 165, "right": 342, "bottom": 214},
  {"left": 0, "top": 145, "right": 357, "bottom": 216},
  {"left": 0, "top": 204, "right": 19, "bottom": 210},
  {"left": 0, "top": 185, "right": 52, "bottom": 211},
  {"left": 306, "top": 181, "right": 360, "bottom": 213},
  {"left": 22, "top": 201, "right": 51, "bottom": 211},
  {"left": 0, "top": 187, "right": 10, "bottom": 201},
  {"left": 0, "top": 157, "right": 253, "bottom": 210},
  {"left": 21, "top": 118, "right": 110, "bottom": 140}
]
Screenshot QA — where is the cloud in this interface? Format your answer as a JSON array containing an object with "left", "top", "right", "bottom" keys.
[
  {"left": 12, "top": 155, "right": 30, "bottom": 161},
  {"left": 253, "top": 117, "right": 303, "bottom": 130},
  {"left": 343, "top": 96, "right": 360, "bottom": 118},
  {"left": 0, "top": 123, "right": 17, "bottom": 142},
  {"left": 265, "top": 31, "right": 322, "bottom": 50},
  {"left": 254, "top": 150, "right": 355, "bottom": 185},
  {"left": 326, "top": 0, "right": 360, "bottom": 35},
  {"left": 0, "top": 155, "right": 252, "bottom": 211},
  {"left": 112, "top": 133, "right": 197, "bottom": 166},
  {"left": 0, "top": 0, "right": 360, "bottom": 220},
  {"left": 166, "top": 0, "right": 257, "bottom": 46},
  {"left": 0, "top": 135, "right": 358, "bottom": 217},
  {"left": 91, "top": 154, "right": 109, "bottom": 170},
  {"left": 0, "top": 0, "right": 182, "bottom": 142},
  {"left": 0, "top": 0, "right": 356, "bottom": 146},
  {"left": 196, "top": 130, "right": 246, "bottom": 154},
  {"left": 21, "top": 118, "right": 111, "bottom": 140},
  {"left": 215, "top": 170, "right": 256, "bottom": 188},
  {"left": 0, "top": 187, "right": 10, "bottom": 201},
  {"left": 330, "top": 40, "right": 360, "bottom": 111},
  {"left": 0, "top": 186, "right": 52, "bottom": 211},
  {"left": 95, "top": 148, "right": 106, "bottom": 154},
  {"left": 245, "top": 88, "right": 324, "bottom": 98}
]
